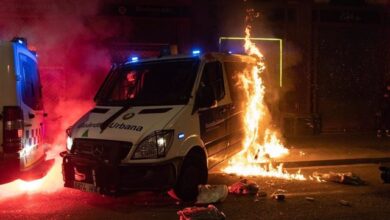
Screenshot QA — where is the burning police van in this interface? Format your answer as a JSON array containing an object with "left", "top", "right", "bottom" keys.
[
  {"left": 62, "top": 52, "right": 256, "bottom": 201},
  {"left": 0, "top": 38, "right": 48, "bottom": 182}
]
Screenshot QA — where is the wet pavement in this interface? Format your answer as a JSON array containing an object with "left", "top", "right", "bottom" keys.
[
  {"left": 1, "top": 164, "right": 390, "bottom": 220},
  {"left": 1, "top": 133, "right": 390, "bottom": 219}
]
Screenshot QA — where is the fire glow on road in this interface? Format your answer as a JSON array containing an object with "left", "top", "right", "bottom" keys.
[{"left": 0, "top": 146, "right": 63, "bottom": 200}]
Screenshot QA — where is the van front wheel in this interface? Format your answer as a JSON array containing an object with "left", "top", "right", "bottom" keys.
[{"left": 174, "top": 151, "right": 207, "bottom": 202}]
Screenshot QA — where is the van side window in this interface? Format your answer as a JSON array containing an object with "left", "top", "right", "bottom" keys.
[
  {"left": 20, "top": 54, "right": 43, "bottom": 110},
  {"left": 224, "top": 62, "right": 250, "bottom": 102},
  {"left": 201, "top": 61, "right": 225, "bottom": 101}
]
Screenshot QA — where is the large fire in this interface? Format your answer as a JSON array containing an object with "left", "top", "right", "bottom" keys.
[{"left": 222, "top": 24, "right": 305, "bottom": 180}]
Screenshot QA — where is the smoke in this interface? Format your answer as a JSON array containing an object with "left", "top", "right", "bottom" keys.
[{"left": 0, "top": 0, "right": 122, "bottom": 198}]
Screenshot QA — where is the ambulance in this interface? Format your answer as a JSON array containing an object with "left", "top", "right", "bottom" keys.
[
  {"left": 0, "top": 38, "right": 47, "bottom": 182},
  {"left": 62, "top": 52, "right": 256, "bottom": 201}
]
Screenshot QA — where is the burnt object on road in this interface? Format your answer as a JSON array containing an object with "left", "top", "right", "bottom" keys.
[
  {"left": 271, "top": 189, "right": 286, "bottom": 201},
  {"left": 379, "top": 164, "right": 390, "bottom": 183},
  {"left": 177, "top": 205, "right": 226, "bottom": 220},
  {"left": 228, "top": 179, "right": 259, "bottom": 195},
  {"left": 312, "top": 171, "right": 365, "bottom": 185},
  {"left": 196, "top": 185, "right": 228, "bottom": 204}
]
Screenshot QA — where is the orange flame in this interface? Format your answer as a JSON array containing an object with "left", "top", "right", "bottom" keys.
[{"left": 222, "top": 25, "right": 305, "bottom": 180}]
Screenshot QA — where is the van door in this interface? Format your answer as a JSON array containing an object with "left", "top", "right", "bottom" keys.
[
  {"left": 197, "top": 61, "right": 229, "bottom": 169},
  {"left": 224, "top": 62, "right": 250, "bottom": 159},
  {"left": 17, "top": 52, "right": 45, "bottom": 170}
]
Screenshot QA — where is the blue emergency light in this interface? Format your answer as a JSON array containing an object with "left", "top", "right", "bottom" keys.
[
  {"left": 11, "top": 37, "right": 27, "bottom": 47},
  {"left": 192, "top": 50, "right": 201, "bottom": 56},
  {"left": 131, "top": 56, "right": 139, "bottom": 62}
]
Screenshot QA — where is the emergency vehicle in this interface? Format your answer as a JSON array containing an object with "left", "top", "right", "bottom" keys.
[
  {"left": 62, "top": 52, "right": 256, "bottom": 201},
  {"left": 0, "top": 38, "right": 48, "bottom": 182}
]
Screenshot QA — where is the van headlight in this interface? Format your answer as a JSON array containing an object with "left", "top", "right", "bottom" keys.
[
  {"left": 133, "top": 130, "right": 174, "bottom": 159},
  {"left": 66, "top": 136, "right": 73, "bottom": 151},
  {"left": 66, "top": 127, "right": 73, "bottom": 151}
]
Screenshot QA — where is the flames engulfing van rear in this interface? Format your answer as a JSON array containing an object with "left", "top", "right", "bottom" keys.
[{"left": 61, "top": 52, "right": 256, "bottom": 201}]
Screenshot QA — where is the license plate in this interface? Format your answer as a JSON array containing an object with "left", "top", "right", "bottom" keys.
[{"left": 73, "top": 181, "right": 98, "bottom": 193}]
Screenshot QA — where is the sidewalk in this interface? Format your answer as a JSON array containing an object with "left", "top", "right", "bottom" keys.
[{"left": 279, "top": 133, "right": 390, "bottom": 168}]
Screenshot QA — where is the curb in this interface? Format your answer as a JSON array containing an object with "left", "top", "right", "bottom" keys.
[{"left": 280, "top": 157, "right": 390, "bottom": 168}]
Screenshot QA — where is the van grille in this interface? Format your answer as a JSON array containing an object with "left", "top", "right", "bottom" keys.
[{"left": 72, "top": 138, "right": 132, "bottom": 163}]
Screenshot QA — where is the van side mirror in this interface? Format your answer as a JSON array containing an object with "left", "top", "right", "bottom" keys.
[{"left": 198, "top": 85, "right": 215, "bottom": 108}]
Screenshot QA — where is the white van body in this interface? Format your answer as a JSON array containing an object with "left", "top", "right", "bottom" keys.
[
  {"left": 0, "top": 39, "right": 46, "bottom": 177},
  {"left": 62, "top": 52, "right": 256, "bottom": 200}
]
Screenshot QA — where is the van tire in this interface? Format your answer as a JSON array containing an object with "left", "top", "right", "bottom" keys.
[{"left": 174, "top": 150, "right": 208, "bottom": 202}]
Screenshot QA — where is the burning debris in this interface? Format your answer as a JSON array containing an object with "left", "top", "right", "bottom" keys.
[
  {"left": 311, "top": 172, "right": 365, "bottom": 185},
  {"left": 222, "top": 11, "right": 305, "bottom": 181}
]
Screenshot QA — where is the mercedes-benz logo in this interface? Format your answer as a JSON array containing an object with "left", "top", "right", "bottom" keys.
[
  {"left": 122, "top": 113, "right": 135, "bottom": 120},
  {"left": 92, "top": 146, "right": 104, "bottom": 156}
]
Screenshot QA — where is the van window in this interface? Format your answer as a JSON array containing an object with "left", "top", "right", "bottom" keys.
[
  {"left": 200, "top": 61, "right": 225, "bottom": 101},
  {"left": 96, "top": 58, "right": 199, "bottom": 106},
  {"left": 224, "top": 62, "right": 252, "bottom": 102},
  {"left": 20, "top": 54, "right": 43, "bottom": 110}
]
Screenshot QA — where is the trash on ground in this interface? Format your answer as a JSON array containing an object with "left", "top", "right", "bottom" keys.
[
  {"left": 254, "top": 191, "right": 267, "bottom": 202},
  {"left": 196, "top": 185, "right": 228, "bottom": 204},
  {"left": 256, "top": 191, "right": 267, "bottom": 198},
  {"left": 228, "top": 179, "right": 260, "bottom": 195},
  {"left": 271, "top": 189, "right": 286, "bottom": 201},
  {"left": 339, "top": 200, "right": 351, "bottom": 206},
  {"left": 312, "top": 171, "right": 365, "bottom": 185},
  {"left": 167, "top": 189, "right": 181, "bottom": 201},
  {"left": 177, "top": 205, "right": 226, "bottom": 220},
  {"left": 305, "top": 197, "right": 315, "bottom": 202},
  {"left": 379, "top": 165, "right": 390, "bottom": 183}
]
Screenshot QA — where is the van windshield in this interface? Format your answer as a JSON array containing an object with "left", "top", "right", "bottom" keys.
[{"left": 95, "top": 58, "right": 199, "bottom": 106}]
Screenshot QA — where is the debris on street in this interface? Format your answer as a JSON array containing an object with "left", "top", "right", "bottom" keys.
[
  {"left": 177, "top": 205, "right": 226, "bottom": 220},
  {"left": 196, "top": 185, "right": 228, "bottom": 204},
  {"left": 271, "top": 189, "right": 286, "bottom": 201},
  {"left": 254, "top": 191, "right": 267, "bottom": 202},
  {"left": 312, "top": 172, "right": 365, "bottom": 185},
  {"left": 379, "top": 165, "right": 390, "bottom": 183},
  {"left": 228, "top": 179, "right": 260, "bottom": 195},
  {"left": 305, "top": 197, "right": 315, "bottom": 202},
  {"left": 339, "top": 200, "right": 351, "bottom": 207}
]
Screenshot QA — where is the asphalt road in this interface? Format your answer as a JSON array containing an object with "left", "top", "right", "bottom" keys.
[{"left": 1, "top": 163, "right": 389, "bottom": 220}]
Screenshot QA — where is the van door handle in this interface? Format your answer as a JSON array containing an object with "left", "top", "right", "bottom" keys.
[{"left": 29, "top": 113, "right": 35, "bottom": 119}]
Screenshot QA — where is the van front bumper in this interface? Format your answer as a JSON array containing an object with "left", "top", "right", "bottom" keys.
[{"left": 61, "top": 152, "right": 183, "bottom": 195}]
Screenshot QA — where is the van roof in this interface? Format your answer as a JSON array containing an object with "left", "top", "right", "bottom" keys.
[{"left": 124, "top": 52, "right": 256, "bottom": 65}]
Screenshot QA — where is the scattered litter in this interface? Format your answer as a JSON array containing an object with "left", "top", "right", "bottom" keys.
[
  {"left": 271, "top": 189, "right": 286, "bottom": 201},
  {"left": 196, "top": 185, "right": 228, "bottom": 204},
  {"left": 167, "top": 189, "right": 181, "bottom": 201},
  {"left": 228, "top": 179, "right": 259, "bottom": 195},
  {"left": 305, "top": 197, "right": 315, "bottom": 202},
  {"left": 339, "top": 200, "right": 351, "bottom": 207},
  {"left": 177, "top": 205, "right": 226, "bottom": 220},
  {"left": 312, "top": 172, "right": 365, "bottom": 185},
  {"left": 254, "top": 191, "right": 267, "bottom": 202},
  {"left": 379, "top": 165, "right": 390, "bottom": 183},
  {"left": 256, "top": 191, "right": 267, "bottom": 198}
]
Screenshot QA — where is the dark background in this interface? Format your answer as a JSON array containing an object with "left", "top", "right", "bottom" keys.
[{"left": 0, "top": 0, "right": 388, "bottom": 137}]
